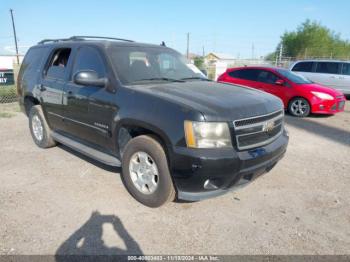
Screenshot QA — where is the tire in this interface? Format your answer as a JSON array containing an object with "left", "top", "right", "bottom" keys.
[
  {"left": 29, "top": 105, "right": 56, "bottom": 148},
  {"left": 288, "top": 97, "right": 311, "bottom": 117},
  {"left": 121, "top": 135, "right": 175, "bottom": 207}
]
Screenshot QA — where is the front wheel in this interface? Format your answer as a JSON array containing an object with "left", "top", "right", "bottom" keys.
[
  {"left": 121, "top": 135, "right": 175, "bottom": 208},
  {"left": 288, "top": 97, "right": 311, "bottom": 117}
]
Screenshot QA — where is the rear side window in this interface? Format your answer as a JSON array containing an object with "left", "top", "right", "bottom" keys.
[
  {"left": 19, "top": 47, "right": 47, "bottom": 80},
  {"left": 341, "top": 63, "right": 350, "bottom": 76},
  {"left": 315, "top": 62, "right": 340, "bottom": 74},
  {"left": 45, "top": 48, "right": 71, "bottom": 80},
  {"left": 229, "top": 69, "right": 260, "bottom": 81},
  {"left": 292, "top": 62, "right": 314, "bottom": 72},
  {"left": 72, "top": 46, "right": 106, "bottom": 78}
]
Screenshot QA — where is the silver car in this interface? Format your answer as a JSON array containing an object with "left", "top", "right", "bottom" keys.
[{"left": 290, "top": 60, "right": 350, "bottom": 95}]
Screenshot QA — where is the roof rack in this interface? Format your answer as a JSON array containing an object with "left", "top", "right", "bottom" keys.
[{"left": 38, "top": 36, "right": 134, "bottom": 44}]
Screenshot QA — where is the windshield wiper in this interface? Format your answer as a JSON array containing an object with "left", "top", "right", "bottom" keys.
[
  {"left": 180, "top": 77, "right": 211, "bottom": 81},
  {"left": 133, "top": 77, "right": 185, "bottom": 83}
]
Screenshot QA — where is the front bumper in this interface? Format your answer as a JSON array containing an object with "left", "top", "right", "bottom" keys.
[
  {"left": 170, "top": 130, "right": 289, "bottom": 201},
  {"left": 310, "top": 96, "right": 346, "bottom": 114}
]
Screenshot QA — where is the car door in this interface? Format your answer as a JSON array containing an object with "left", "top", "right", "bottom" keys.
[
  {"left": 256, "top": 70, "right": 287, "bottom": 101},
  {"left": 313, "top": 62, "right": 342, "bottom": 89},
  {"left": 40, "top": 48, "right": 72, "bottom": 131},
  {"left": 63, "top": 45, "right": 115, "bottom": 150}
]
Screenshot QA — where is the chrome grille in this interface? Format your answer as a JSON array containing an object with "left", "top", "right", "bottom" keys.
[{"left": 233, "top": 110, "right": 284, "bottom": 150}]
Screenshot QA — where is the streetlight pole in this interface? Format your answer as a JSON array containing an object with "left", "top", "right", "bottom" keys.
[
  {"left": 186, "top": 33, "right": 190, "bottom": 59},
  {"left": 10, "top": 9, "right": 20, "bottom": 65}
]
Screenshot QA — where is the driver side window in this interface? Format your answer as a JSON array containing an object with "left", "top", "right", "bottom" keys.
[
  {"left": 72, "top": 46, "right": 106, "bottom": 79},
  {"left": 257, "top": 70, "right": 279, "bottom": 84},
  {"left": 158, "top": 53, "right": 176, "bottom": 73}
]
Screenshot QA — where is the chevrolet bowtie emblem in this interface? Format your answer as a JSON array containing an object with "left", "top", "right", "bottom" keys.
[{"left": 263, "top": 121, "right": 275, "bottom": 132}]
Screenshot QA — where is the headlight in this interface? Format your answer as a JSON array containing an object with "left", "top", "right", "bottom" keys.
[
  {"left": 184, "top": 121, "right": 232, "bottom": 148},
  {"left": 311, "top": 91, "right": 334, "bottom": 100}
]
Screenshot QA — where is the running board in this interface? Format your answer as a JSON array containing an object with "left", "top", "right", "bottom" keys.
[{"left": 52, "top": 132, "right": 121, "bottom": 167}]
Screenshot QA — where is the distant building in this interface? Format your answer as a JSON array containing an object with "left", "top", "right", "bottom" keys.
[
  {"left": 0, "top": 55, "right": 24, "bottom": 70},
  {"left": 205, "top": 52, "right": 235, "bottom": 65}
]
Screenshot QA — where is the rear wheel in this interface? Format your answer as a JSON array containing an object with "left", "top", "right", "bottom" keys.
[
  {"left": 29, "top": 105, "right": 56, "bottom": 148},
  {"left": 288, "top": 97, "right": 310, "bottom": 117},
  {"left": 121, "top": 135, "right": 175, "bottom": 207}
]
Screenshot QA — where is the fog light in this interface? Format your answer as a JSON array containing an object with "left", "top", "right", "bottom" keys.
[{"left": 319, "top": 105, "right": 325, "bottom": 110}]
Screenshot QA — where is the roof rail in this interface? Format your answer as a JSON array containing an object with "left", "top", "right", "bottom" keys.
[
  {"left": 70, "top": 36, "right": 134, "bottom": 42},
  {"left": 38, "top": 36, "right": 134, "bottom": 45},
  {"left": 37, "top": 38, "right": 72, "bottom": 44}
]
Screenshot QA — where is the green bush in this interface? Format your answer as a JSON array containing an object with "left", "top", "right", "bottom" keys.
[{"left": 0, "top": 85, "right": 18, "bottom": 103}]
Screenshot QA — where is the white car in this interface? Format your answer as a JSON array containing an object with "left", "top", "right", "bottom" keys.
[{"left": 290, "top": 60, "right": 350, "bottom": 96}]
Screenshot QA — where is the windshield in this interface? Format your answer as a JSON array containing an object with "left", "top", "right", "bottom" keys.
[
  {"left": 109, "top": 46, "right": 206, "bottom": 85},
  {"left": 277, "top": 69, "right": 312, "bottom": 84}
]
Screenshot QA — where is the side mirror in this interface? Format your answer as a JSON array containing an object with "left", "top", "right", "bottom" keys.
[
  {"left": 275, "top": 79, "right": 285, "bottom": 86},
  {"left": 73, "top": 70, "right": 107, "bottom": 87}
]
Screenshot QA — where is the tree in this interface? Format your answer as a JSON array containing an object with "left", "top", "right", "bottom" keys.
[
  {"left": 193, "top": 56, "right": 204, "bottom": 69},
  {"left": 268, "top": 20, "right": 350, "bottom": 60}
]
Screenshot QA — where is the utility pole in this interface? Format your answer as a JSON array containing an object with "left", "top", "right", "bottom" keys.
[
  {"left": 202, "top": 46, "right": 205, "bottom": 57},
  {"left": 278, "top": 43, "right": 283, "bottom": 65},
  {"left": 251, "top": 43, "right": 255, "bottom": 60},
  {"left": 186, "top": 33, "right": 190, "bottom": 59},
  {"left": 10, "top": 9, "right": 20, "bottom": 65}
]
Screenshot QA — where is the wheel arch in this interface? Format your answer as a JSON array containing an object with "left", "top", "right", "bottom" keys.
[
  {"left": 115, "top": 120, "right": 172, "bottom": 164},
  {"left": 24, "top": 95, "right": 41, "bottom": 116}
]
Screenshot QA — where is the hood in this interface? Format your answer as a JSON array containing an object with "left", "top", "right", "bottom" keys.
[
  {"left": 298, "top": 83, "right": 344, "bottom": 97},
  {"left": 130, "top": 81, "right": 283, "bottom": 121}
]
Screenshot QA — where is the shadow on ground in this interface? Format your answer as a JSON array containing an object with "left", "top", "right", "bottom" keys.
[
  {"left": 285, "top": 115, "right": 350, "bottom": 146},
  {"left": 55, "top": 211, "right": 142, "bottom": 260},
  {"left": 57, "top": 144, "right": 121, "bottom": 173}
]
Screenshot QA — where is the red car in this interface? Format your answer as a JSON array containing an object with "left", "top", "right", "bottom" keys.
[{"left": 218, "top": 66, "right": 346, "bottom": 117}]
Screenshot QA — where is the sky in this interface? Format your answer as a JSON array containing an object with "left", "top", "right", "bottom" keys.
[{"left": 0, "top": 0, "right": 349, "bottom": 58}]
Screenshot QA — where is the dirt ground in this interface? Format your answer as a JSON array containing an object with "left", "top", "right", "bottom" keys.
[{"left": 0, "top": 102, "right": 349, "bottom": 255}]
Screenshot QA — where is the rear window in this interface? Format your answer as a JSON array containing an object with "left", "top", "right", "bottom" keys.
[
  {"left": 229, "top": 69, "right": 260, "bottom": 81},
  {"left": 341, "top": 63, "right": 350, "bottom": 76},
  {"left": 292, "top": 62, "right": 314, "bottom": 72},
  {"left": 315, "top": 62, "right": 340, "bottom": 74}
]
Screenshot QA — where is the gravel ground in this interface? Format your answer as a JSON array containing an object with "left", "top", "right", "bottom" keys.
[{"left": 0, "top": 102, "right": 349, "bottom": 255}]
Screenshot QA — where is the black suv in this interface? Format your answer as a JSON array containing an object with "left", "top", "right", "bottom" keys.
[{"left": 18, "top": 36, "right": 288, "bottom": 207}]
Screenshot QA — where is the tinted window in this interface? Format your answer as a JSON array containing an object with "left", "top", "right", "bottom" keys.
[
  {"left": 342, "top": 63, "right": 350, "bottom": 76},
  {"left": 315, "top": 62, "right": 340, "bottom": 74},
  {"left": 257, "top": 70, "right": 279, "bottom": 84},
  {"left": 231, "top": 69, "right": 260, "bottom": 81},
  {"left": 292, "top": 62, "right": 313, "bottom": 72},
  {"left": 19, "top": 47, "right": 47, "bottom": 79},
  {"left": 72, "top": 46, "right": 106, "bottom": 78},
  {"left": 228, "top": 70, "right": 240, "bottom": 78},
  {"left": 46, "top": 48, "right": 71, "bottom": 79},
  {"left": 277, "top": 69, "right": 312, "bottom": 84}
]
